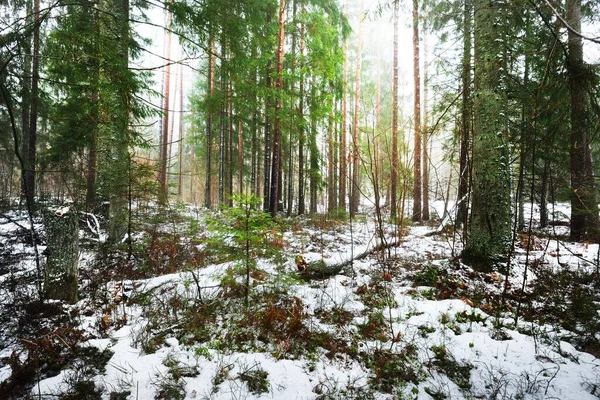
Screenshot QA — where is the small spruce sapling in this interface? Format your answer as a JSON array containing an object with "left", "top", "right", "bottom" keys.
[{"left": 208, "top": 194, "right": 273, "bottom": 307}]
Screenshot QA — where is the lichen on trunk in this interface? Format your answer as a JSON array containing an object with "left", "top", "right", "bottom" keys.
[{"left": 43, "top": 207, "right": 79, "bottom": 303}]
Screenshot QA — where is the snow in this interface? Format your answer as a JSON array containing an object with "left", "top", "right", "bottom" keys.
[{"left": 0, "top": 202, "right": 599, "bottom": 399}]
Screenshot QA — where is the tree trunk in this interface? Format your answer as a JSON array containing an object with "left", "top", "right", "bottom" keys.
[
  {"left": 462, "top": 0, "right": 511, "bottom": 269},
  {"left": 412, "top": 0, "right": 422, "bottom": 222},
  {"left": 339, "top": 0, "right": 349, "bottom": 212},
  {"left": 422, "top": 15, "right": 430, "bottom": 221},
  {"left": 567, "top": 0, "right": 599, "bottom": 241},
  {"left": 227, "top": 78, "right": 233, "bottom": 206},
  {"left": 86, "top": 39, "right": 100, "bottom": 211},
  {"left": 456, "top": 0, "right": 471, "bottom": 229},
  {"left": 298, "top": 16, "right": 306, "bottom": 215},
  {"left": 540, "top": 161, "right": 549, "bottom": 228},
  {"left": 205, "top": 39, "right": 215, "bottom": 208},
  {"left": 390, "top": 0, "right": 399, "bottom": 222},
  {"left": 327, "top": 90, "right": 336, "bottom": 213},
  {"left": 270, "top": 0, "right": 286, "bottom": 216},
  {"left": 218, "top": 39, "right": 226, "bottom": 206},
  {"left": 350, "top": 0, "right": 363, "bottom": 218},
  {"left": 23, "top": 0, "right": 40, "bottom": 208},
  {"left": 43, "top": 207, "right": 79, "bottom": 303},
  {"left": 238, "top": 119, "right": 243, "bottom": 194},
  {"left": 309, "top": 85, "right": 318, "bottom": 214},
  {"left": 158, "top": 8, "right": 173, "bottom": 205},
  {"left": 20, "top": 0, "right": 32, "bottom": 202}
]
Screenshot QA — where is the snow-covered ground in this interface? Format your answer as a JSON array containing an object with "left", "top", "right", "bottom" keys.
[{"left": 0, "top": 202, "right": 599, "bottom": 399}]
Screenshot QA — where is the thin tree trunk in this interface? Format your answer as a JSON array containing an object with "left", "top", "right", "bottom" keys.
[
  {"left": 238, "top": 119, "right": 243, "bottom": 194},
  {"left": 270, "top": 0, "right": 286, "bottom": 216},
  {"left": 390, "top": 0, "right": 399, "bottom": 222},
  {"left": 263, "top": 11, "right": 273, "bottom": 212},
  {"left": 20, "top": 0, "right": 32, "bottom": 202},
  {"left": 456, "top": 0, "right": 471, "bottom": 229},
  {"left": 422, "top": 16, "right": 430, "bottom": 221},
  {"left": 350, "top": 0, "right": 363, "bottom": 218},
  {"left": 218, "top": 40, "right": 226, "bottom": 206},
  {"left": 327, "top": 100, "right": 336, "bottom": 213},
  {"left": 205, "top": 39, "right": 215, "bottom": 208},
  {"left": 227, "top": 78, "right": 233, "bottom": 206},
  {"left": 24, "top": 0, "right": 41, "bottom": 208},
  {"left": 540, "top": 161, "right": 549, "bottom": 228},
  {"left": 158, "top": 8, "right": 173, "bottom": 205},
  {"left": 309, "top": 88, "right": 318, "bottom": 214},
  {"left": 287, "top": 0, "right": 297, "bottom": 217},
  {"left": 339, "top": 0, "right": 349, "bottom": 212},
  {"left": 298, "top": 16, "right": 306, "bottom": 215},
  {"left": 86, "top": 16, "right": 100, "bottom": 211},
  {"left": 412, "top": 0, "right": 422, "bottom": 222}
]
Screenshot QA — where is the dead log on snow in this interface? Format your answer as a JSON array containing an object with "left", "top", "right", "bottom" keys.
[{"left": 297, "top": 239, "right": 402, "bottom": 280}]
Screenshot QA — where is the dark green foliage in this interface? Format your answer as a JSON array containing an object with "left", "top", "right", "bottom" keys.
[
  {"left": 429, "top": 345, "right": 472, "bottom": 390},
  {"left": 368, "top": 345, "right": 423, "bottom": 393},
  {"left": 208, "top": 194, "right": 275, "bottom": 306},
  {"left": 413, "top": 264, "right": 439, "bottom": 286},
  {"left": 238, "top": 366, "right": 270, "bottom": 395}
]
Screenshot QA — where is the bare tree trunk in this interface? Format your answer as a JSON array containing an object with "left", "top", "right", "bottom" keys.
[
  {"left": 158, "top": 9, "right": 173, "bottom": 205},
  {"left": 44, "top": 207, "right": 79, "bottom": 303},
  {"left": 270, "top": 0, "right": 286, "bottom": 216},
  {"left": 218, "top": 40, "right": 226, "bottom": 206},
  {"left": 287, "top": 0, "right": 297, "bottom": 216},
  {"left": 350, "top": 0, "right": 363, "bottom": 218},
  {"left": 567, "top": 0, "right": 599, "bottom": 241},
  {"left": 327, "top": 100, "right": 336, "bottom": 213},
  {"left": 263, "top": 10, "right": 273, "bottom": 212},
  {"left": 422, "top": 16, "right": 430, "bottom": 221},
  {"left": 390, "top": 0, "right": 399, "bottom": 222},
  {"left": 205, "top": 39, "right": 215, "bottom": 208},
  {"left": 412, "top": 0, "right": 422, "bottom": 222},
  {"left": 339, "top": 0, "right": 349, "bottom": 212},
  {"left": 238, "top": 119, "right": 243, "bottom": 194},
  {"left": 20, "top": 0, "right": 32, "bottom": 202},
  {"left": 298, "top": 16, "right": 306, "bottom": 215},
  {"left": 86, "top": 31, "right": 100, "bottom": 211},
  {"left": 227, "top": 78, "right": 233, "bottom": 206},
  {"left": 456, "top": 0, "right": 471, "bottom": 229},
  {"left": 24, "top": 0, "right": 40, "bottom": 208},
  {"left": 540, "top": 161, "right": 549, "bottom": 228}
]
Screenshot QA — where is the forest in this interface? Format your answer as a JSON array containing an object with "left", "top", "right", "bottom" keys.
[{"left": 1, "top": 0, "right": 600, "bottom": 398}]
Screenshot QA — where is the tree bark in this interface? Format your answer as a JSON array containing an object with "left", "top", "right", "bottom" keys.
[
  {"left": 158, "top": 8, "right": 173, "bottom": 205},
  {"left": 339, "top": 0, "right": 349, "bottom": 212},
  {"left": 23, "top": 0, "right": 40, "bottom": 208},
  {"left": 327, "top": 92, "right": 336, "bottom": 213},
  {"left": 422, "top": 15, "right": 430, "bottom": 221},
  {"left": 567, "top": 0, "right": 599, "bottom": 241},
  {"left": 412, "top": 0, "right": 422, "bottom": 222},
  {"left": 391, "top": 0, "right": 399, "bottom": 222},
  {"left": 44, "top": 207, "right": 79, "bottom": 303},
  {"left": 298, "top": 16, "right": 306, "bottom": 215},
  {"left": 270, "top": 0, "right": 286, "bottom": 216},
  {"left": 350, "top": 0, "right": 363, "bottom": 218},
  {"left": 205, "top": 39, "right": 215, "bottom": 208},
  {"left": 456, "top": 0, "right": 472, "bottom": 229},
  {"left": 462, "top": 0, "right": 511, "bottom": 268},
  {"left": 218, "top": 38, "right": 227, "bottom": 206}
]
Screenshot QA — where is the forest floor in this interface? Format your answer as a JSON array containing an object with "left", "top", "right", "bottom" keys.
[{"left": 0, "top": 201, "right": 599, "bottom": 399}]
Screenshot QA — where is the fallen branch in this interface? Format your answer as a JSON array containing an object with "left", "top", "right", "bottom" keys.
[{"left": 298, "top": 239, "right": 402, "bottom": 281}]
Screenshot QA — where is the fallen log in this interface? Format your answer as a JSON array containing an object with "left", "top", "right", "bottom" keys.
[{"left": 297, "top": 239, "right": 402, "bottom": 281}]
